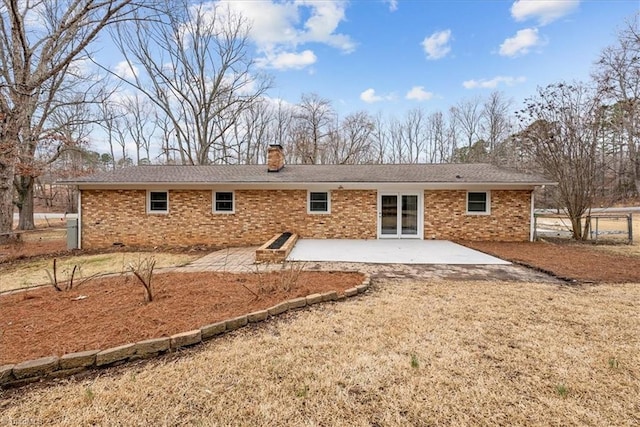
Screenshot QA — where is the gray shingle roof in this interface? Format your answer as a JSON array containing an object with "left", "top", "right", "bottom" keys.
[{"left": 60, "top": 163, "right": 553, "bottom": 186}]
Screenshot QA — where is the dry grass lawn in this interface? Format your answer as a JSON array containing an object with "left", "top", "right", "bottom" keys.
[
  {"left": 2, "top": 279, "right": 639, "bottom": 426},
  {"left": 0, "top": 252, "right": 199, "bottom": 293},
  {"left": 537, "top": 214, "right": 640, "bottom": 257}
]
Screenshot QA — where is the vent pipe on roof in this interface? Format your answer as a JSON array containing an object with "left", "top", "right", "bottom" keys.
[{"left": 267, "top": 144, "right": 285, "bottom": 172}]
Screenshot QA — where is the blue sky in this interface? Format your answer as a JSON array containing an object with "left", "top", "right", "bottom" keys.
[{"left": 197, "top": 0, "right": 638, "bottom": 116}]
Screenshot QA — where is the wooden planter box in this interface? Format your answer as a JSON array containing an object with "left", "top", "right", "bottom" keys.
[{"left": 255, "top": 233, "right": 299, "bottom": 263}]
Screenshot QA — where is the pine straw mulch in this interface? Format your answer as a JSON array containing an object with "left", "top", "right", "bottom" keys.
[
  {"left": 2, "top": 279, "right": 639, "bottom": 425},
  {"left": 461, "top": 240, "right": 640, "bottom": 283},
  {"left": 0, "top": 271, "right": 364, "bottom": 365},
  {"left": 0, "top": 238, "right": 67, "bottom": 264}
]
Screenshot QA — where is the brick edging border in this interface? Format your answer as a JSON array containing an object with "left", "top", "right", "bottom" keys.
[{"left": 0, "top": 275, "right": 371, "bottom": 389}]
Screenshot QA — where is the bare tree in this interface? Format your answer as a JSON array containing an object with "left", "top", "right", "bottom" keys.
[
  {"left": 0, "top": 0, "right": 138, "bottom": 236},
  {"left": 515, "top": 82, "right": 602, "bottom": 239},
  {"left": 387, "top": 116, "right": 406, "bottom": 163},
  {"left": 292, "top": 93, "right": 335, "bottom": 164},
  {"left": 272, "top": 99, "right": 293, "bottom": 150},
  {"left": 426, "top": 111, "right": 449, "bottom": 163},
  {"left": 370, "top": 113, "right": 389, "bottom": 164},
  {"left": 324, "top": 111, "right": 375, "bottom": 164},
  {"left": 110, "top": 0, "right": 271, "bottom": 165},
  {"left": 592, "top": 13, "right": 640, "bottom": 196},
  {"left": 403, "top": 108, "right": 427, "bottom": 163},
  {"left": 35, "top": 98, "right": 96, "bottom": 212},
  {"left": 451, "top": 96, "right": 483, "bottom": 150},
  {"left": 481, "top": 91, "right": 513, "bottom": 159},
  {"left": 155, "top": 110, "right": 177, "bottom": 164},
  {"left": 223, "top": 98, "right": 274, "bottom": 164},
  {"left": 97, "top": 99, "right": 129, "bottom": 170},
  {"left": 122, "top": 94, "right": 157, "bottom": 164}
]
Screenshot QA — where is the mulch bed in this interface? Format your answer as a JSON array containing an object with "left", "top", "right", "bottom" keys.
[
  {"left": 462, "top": 240, "right": 640, "bottom": 283},
  {"left": 0, "top": 239, "right": 67, "bottom": 263},
  {"left": 0, "top": 271, "right": 364, "bottom": 365}
]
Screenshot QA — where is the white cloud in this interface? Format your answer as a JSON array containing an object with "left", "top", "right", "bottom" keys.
[
  {"left": 360, "top": 88, "right": 383, "bottom": 103},
  {"left": 405, "top": 86, "right": 433, "bottom": 101},
  {"left": 385, "top": 0, "right": 398, "bottom": 12},
  {"left": 256, "top": 50, "right": 317, "bottom": 70},
  {"left": 511, "top": 0, "right": 580, "bottom": 25},
  {"left": 299, "top": 0, "right": 356, "bottom": 52},
  {"left": 499, "top": 28, "right": 541, "bottom": 57},
  {"left": 422, "top": 29, "right": 452, "bottom": 60},
  {"left": 215, "top": 0, "right": 355, "bottom": 70},
  {"left": 463, "top": 76, "right": 526, "bottom": 89},
  {"left": 360, "top": 88, "right": 395, "bottom": 103},
  {"left": 113, "top": 60, "right": 138, "bottom": 79}
]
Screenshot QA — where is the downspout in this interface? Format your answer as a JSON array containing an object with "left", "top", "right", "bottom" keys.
[
  {"left": 77, "top": 188, "right": 82, "bottom": 250},
  {"left": 529, "top": 190, "right": 535, "bottom": 242}
]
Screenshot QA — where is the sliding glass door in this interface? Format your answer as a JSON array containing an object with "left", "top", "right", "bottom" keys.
[{"left": 378, "top": 193, "right": 421, "bottom": 238}]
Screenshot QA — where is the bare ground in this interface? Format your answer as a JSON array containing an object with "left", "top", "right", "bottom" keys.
[{"left": 1, "top": 279, "right": 638, "bottom": 426}]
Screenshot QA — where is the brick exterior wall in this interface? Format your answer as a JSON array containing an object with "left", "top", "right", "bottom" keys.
[
  {"left": 80, "top": 189, "right": 377, "bottom": 249},
  {"left": 80, "top": 188, "right": 531, "bottom": 249},
  {"left": 424, "top": 190, "right": 531, "bottom": 241}
]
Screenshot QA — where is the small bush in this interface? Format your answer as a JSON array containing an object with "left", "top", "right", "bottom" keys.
[
  {"left": 46, "top": 258, "right": 80, "bottom": 292},
  {"left": 128, "top": 256, "right": 156, "bottom": 302}
]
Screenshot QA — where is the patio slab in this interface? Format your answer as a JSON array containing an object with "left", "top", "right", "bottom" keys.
[{"left": 287, "top": 239, "right": 510, "bottom": 265}]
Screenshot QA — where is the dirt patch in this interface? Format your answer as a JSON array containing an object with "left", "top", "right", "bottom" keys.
[
  {"left": 462, "top": 240, "right": 640, "bottom": 283},
  {"left": 0, "top": 270, "right": 364, "bottom": 365}
]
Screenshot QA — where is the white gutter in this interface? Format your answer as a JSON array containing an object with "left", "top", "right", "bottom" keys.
[{"left": 70, "top": 181, "right": 556, "bottom": 191}]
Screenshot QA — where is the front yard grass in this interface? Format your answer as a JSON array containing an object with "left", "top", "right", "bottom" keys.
[{"left": 1, "top": 279, "right": 638, "bottom": 425}]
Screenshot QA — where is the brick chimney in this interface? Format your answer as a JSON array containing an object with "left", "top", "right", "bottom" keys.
[{"left": 267, "top": 144, "right": 285, "bottom": 172}]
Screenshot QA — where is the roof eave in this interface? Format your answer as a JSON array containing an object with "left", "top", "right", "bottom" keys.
[{"left": 64, "top": 180, "right": 556, "bottom": 190}]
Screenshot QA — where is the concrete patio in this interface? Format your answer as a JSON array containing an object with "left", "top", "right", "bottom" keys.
[
  {"left": 288, "top": 239, "right": 509, "bottom": 265},
  {"left": 169, "top": 239, "right": 556, "bottom": 283}
]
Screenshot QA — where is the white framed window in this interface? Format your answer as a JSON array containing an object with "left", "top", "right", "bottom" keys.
[
  {"left": 466, "top": 191, "right": 491, "bottom": 215},
  {"left": 213, "top": 191, "right": 235, "bottom": 213},
  {"left": 308, "top": 191, "right": 330, "bottom": 214},
  {"left": 147, "top": 190, "right": 169, "bottom": 214}
]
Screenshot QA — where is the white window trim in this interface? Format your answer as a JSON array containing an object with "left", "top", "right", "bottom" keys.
[
  {"left": 213, "top": 190, "right": 235, "bottom": 214},
  {"left": 307, "top": 190, "right": 331, "bottom": 214},
  {"left": 466, "top": 190, "right": 491, "bottom": 215},
  {"left": 147, "top": 190, "right": 169, "bottom": 214}
]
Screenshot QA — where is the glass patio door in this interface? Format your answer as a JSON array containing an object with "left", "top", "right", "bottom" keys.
[
  {"left": 380, "top": 195, "right": 398, "bottom": 236},
  {"left": 379, "top": 193, "right": 421, "bottom": 238}
]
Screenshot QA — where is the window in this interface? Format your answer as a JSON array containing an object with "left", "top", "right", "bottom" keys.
[
  {"left": 308, "top": 191, "right": 330, "bottom": 213},
  {"left": 467, "top": 191, "right": 490, "bottom": 214},
  {"left": 214, "top": 191, "right": 234, "bottom": 213},
  {"left": 148, "top": 191, "right": 168, "bottom": 213}
]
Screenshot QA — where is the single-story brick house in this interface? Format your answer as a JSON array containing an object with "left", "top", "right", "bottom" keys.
[{"left": 61, "top": 145, "right": 554, "bottom": 249}]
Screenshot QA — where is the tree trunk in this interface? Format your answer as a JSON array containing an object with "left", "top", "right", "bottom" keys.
[
  {"left": 0, "top": 162, "right": 15, "bottom": 241},
  {"left": 570, "top": 215, "right": 584, "bottom": 240},
  {"left": 16, "top": 176, "right": 35, "bottom": 230}
]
